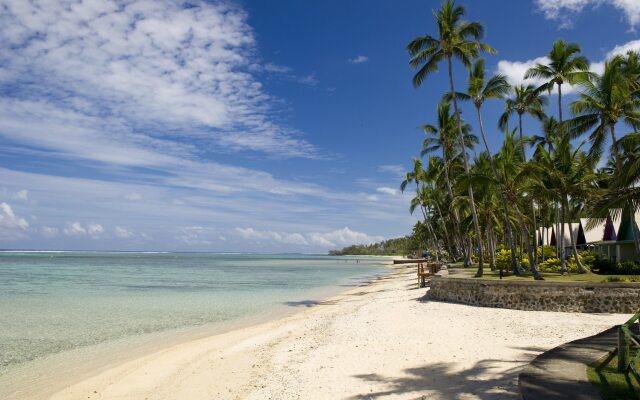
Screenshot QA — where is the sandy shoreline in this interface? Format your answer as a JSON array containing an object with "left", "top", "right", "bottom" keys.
[{"left": 34, "top": 264, "right": 630, "bottom": 399}]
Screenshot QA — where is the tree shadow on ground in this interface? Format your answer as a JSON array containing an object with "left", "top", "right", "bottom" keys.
[{"left": 347, "top": 358, "right": 527, "bottom": 400}]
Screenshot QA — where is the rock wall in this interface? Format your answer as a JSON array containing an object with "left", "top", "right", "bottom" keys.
[{"left": 427, "top": 276, "right": 640, "bottom": 313}]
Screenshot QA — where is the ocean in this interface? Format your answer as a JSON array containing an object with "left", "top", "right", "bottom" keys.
[{"left": 0, "top": 251, "right": 388, "bottom": 396}]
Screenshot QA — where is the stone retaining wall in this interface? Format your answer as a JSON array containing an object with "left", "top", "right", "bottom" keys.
[{"left": 428, "top": 276, "right": 640, "bottom": 313}]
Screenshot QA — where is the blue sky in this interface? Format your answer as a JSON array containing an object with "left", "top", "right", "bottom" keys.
[{"left": 0, "top": 0, "right": 638, "bottom": 252}]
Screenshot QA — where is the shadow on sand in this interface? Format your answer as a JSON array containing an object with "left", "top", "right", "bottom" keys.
[{"left": 346, "top": 358, "right": 527, "bottom": 399}]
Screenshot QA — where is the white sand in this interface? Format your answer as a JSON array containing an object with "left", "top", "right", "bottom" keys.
[{"left": 49, "top": 265, "right": 629, "bottom": 400}]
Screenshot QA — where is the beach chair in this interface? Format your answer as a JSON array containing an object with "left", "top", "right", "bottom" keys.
[{"left": 417, "top": 261, "right": 442, "bottom": 288}]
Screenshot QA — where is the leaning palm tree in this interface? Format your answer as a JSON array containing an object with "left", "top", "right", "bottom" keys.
[
  {"left": 570, "top": 56, "right": 640, "bottom": 172},
  {"left": 452, "top": 58, "right": 518, "bottom": 272},
  {"left": 525, "top": 39, "right": 590, "bottom": 123},
  {"left": 407, "top": 0, "right": 495, "bottom": 276}
]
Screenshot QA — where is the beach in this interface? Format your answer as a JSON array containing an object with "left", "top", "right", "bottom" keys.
[{"left": 46, "top": 263, "right": 629, "bottom": 400}]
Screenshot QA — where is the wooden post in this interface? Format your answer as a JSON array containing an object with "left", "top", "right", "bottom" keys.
[{"left": 619, "top": 326, "right": 629, "bottom": 372}]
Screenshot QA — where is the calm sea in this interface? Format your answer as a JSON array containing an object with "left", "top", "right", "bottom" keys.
[{"left": 0, "top": 251, "right": 388, "bottom": 393}]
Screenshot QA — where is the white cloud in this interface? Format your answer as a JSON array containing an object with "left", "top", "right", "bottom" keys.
[
  {"left": 366, "top": 195, "right": 379, "bottom": 201},
  {"left": 349, "top": 55, "right": 369, "bottom": 64},
  {"left": 41, "top": 226, "right": 59, "bottom": 238},
  {"left": 236, "top": 226, "right": 383, "bottom": 248},
  {"left": 13, "top": 190, "right": 28, "bottom": 201},
  {"left": 64, "top": 222, "right": 103, "bottom": 238},
  {"left": 298, "top": 73, "right": 319, "bottom": 86},
  {"left": 0, "top": 0, "right": 321, "bottom": 159},
  {"left": 497, "top": 56, "right": 551, "bottom": 87},
  {"left": 307, "top": 227, "right": 384, "bottom": 248},
  {"left": 115, "top": 226, "right": 135, "bottom": 239},
  {"left": 64, "top": 222, "right": 86, "bottom": 236},
  {"left": 235, "top": 227, "right": 309, "bottom": 245},
  {"left": 535, "top": 0, "right": 640, "bottom": 28},
  {"left": 0, "top": 202, "right": 29, "bottom": 239},
  {"left": 376, "top": 187, "right": 397, "bottom": 196}
]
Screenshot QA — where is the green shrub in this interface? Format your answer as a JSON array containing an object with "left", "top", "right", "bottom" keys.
[
  {"left": 579, "top": 250, "right": 597, "bottom": 268},
  {"left": 537, "top": 246, "right": 557, "bottom": 260},
  {"left": 605, "top": 275, "right": 640, "bottom": 283},
  {"left": 538, "top": 257, "right": 561, "bottom": 273},
  {"left": 592, "top": 255, "right": 617, "bottom": 274},
  {"left": 617, "top": 261, "right": 640, "bottom": 275}
]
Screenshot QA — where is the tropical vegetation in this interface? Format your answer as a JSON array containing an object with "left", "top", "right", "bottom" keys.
[{"left": 402, "top": 0, "right": 640, "bottom": 279}]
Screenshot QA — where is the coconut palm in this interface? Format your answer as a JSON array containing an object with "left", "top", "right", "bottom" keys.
[
  {"left": 452, "top": 58, "right": 518, "bottom": 272},
  {"left": 570, "top": 56, "right": 640, "bottom": 171},
  {"left": 407, "top": 0, "right": 495, "bottom": 276},
  {"left": 462, "top": 131, "right": 544, "bottom": 279},
  {"left": 421, "top": 100, "right": 477, "bottom": 263},
  {"left": 534, "top": 137, "right": 598, "bottom": 273},
  {"left": 499, "top": 84, "right": 548, "bottom": 155},
  {"left": 525, "top": 40, "right": 589, "bottom": 123}
]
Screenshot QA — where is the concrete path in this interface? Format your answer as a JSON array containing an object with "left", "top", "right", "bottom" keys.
[{"left": 519, "top": 326, "right": 619, "bottom": 400}]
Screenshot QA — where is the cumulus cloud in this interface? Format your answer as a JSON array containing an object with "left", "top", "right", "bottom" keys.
[
  {"left": 307, "top": 227, "right": 384, "bottom": 248},
  {"left": 349, "top": 55, "right": 369, "bottom": 64},
  {"left": 535, "top": 0, "right": 640, "bottom": 29},
  {"left": 235, "top": 227, "right": 383, "bottom": 248},
  {"left": 235, "top": 227, "right": 309, "bottom": 245},
  {"left": 496, "top": 56, "right": 551, "bottom": 87},
  {"left": 0, "top": 202, "right": 29, "bottom": 239},
  {"left": 64, "top": 222, "right": 103, "bottom": 238},
  {"left": 0, "top": 0, "right": 321, "bottom": 160},
  {"left": 376, "top": 187, "right": 397, "bottom": 196},
  {"left": 115, "top": 226, "right": 135, "bottom": 239}
]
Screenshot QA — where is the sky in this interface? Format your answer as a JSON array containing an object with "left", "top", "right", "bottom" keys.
[{"left": 0, "top": 0, "right": 638, "bottom": 252}]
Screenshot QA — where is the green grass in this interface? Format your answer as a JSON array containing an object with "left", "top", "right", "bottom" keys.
[
  {"left": 449, "top": 268, "right": 636, "bottom": 283},
  {"left": 588, "top": 353, "right": 640, "bottom": 400}
]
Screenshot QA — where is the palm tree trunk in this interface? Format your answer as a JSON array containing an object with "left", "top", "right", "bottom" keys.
[
  {"left": 426, "top": 221, "right": 440, "bottom": 263},
  {"left": 564, "top": 195, "right": 589, "bottom": 273},
  {"left": 610, "top": 123, "right": 623, "bottom": 172},
  {"left": 476, "top": 106, "right": 518, "bottom": 273},
  {"left": 447, "top": 56, "right": 484, "bottom": 276},
  {"left": 441, "top": 153, "right": 467, "bottom": 263},
  {"left": 560, "top": 201, "right": 568, "bottom": 274},
  {"left": 430, "top": 183, "right": 454, "bottom": 260},
  {"left": 518, "top": 112, "right": 540, "bottom": 276},
  {"left": 628, "top": 205, "right": 640, "bottom": 259},
  {"left": 487, "top": 224, "right": 496, "bottom": 270},
  {"left": 558, "top": 83, "right": 563, "bottom": 123},
  {"left": 513, "top": 204, "right": 544, "bottom": 280}
]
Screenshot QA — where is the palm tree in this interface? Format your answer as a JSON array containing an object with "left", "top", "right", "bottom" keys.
[
  {"left": 453, "top": 58, "right": 518, "bottom": 272},
  {"left": 421, "top": 100, "right": 476, "bottom": 263},
  {"left": 401, "top": 158, "right": 441, "bottom": 259},
  {"left": 525, "top": 40, "right": 589, "bottom": 123},
  {"left": 570, "top": 56, "right": 640, "bottom": 171},
  {"left": 499, "top": 84, "right": 548, "bottom": 155},
  {"left": 534, "top": 137, "right": 598, "bottom": 273},
  {"left": 407, "top": 0, "right": 495, "bottom": 276},
  {"left": 463, "top": 131, "right": 544, "bottom": 279},
  {"left": 531, "top": 117, "right": 560, "bottom": 157}
]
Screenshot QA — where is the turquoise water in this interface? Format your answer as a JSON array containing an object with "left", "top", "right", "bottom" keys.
[{"left": 0, "top": 252, "right": 387, "bottom": 375}]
